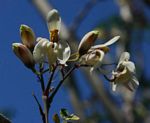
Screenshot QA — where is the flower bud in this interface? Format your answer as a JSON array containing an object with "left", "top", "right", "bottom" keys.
[
  {"left": 47, "top": 9, "right": 61, "bottom": 33},
  {"left": 20, "top": 24, "right": 35, "bottom": 50},
  {"left": 78, "top": 30, "right": 99, "bottom": 57},
  {"left": 12, "top": 43, "right": 35, "bottom": 69}
]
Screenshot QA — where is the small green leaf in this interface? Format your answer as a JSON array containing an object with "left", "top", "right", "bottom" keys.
[
  {"left": 60, "top": 108, "right": 80, "bottom": 121},
  {"left": 53, "top": 113, "right": 60, "bottom": 123}
]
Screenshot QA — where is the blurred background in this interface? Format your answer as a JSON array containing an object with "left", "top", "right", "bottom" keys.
[{"left": 0, "top": 0, "right": 150, "bottom": 123}]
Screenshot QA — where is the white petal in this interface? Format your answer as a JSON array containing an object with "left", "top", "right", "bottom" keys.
[
  {"left": 119, "top": 52, "right": 130, "bottom": 63},
  {"left": 103, "top": 36, "right": 120, "bottom": 46},
  {"left": 91, "top": 36, "right": 120, "bottom": 49},
  {"left": 131, "top": 76, "right": 139, "bottom": 87},
  {"left": 94, "top": 50, "right": 105, "bottom": 68},
  {"left": 46, "top": 42, "right": 58, "bottom": 65},
  {"left": 123, "top": 61, "right": 135, "bottom": 73},
  {"left": 112, "top": 82, "right": 117, "bottom": 91},
  {"left": 57, "top": 41, "right": 71, "bottom": 65},
  {"left": 90, "top": 67, "right": 94, "bottom": 73},
  {"left": 33, "top": 38, "right": 49, "bottom": 63},
  {"left": 47, "top": 9, "right": 61, "bottom": 32}
]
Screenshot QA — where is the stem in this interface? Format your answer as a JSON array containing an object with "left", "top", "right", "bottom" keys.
[
  {"left": 39, "top": 63, "right": 45, "bottom": 92},
  {"left": 42, "top": 68, "right": 49, "bottom": 74},
  {"left": 44, "top": 65, "right": 57, "bottom": 96},
  {"left": 48, "top": 65, "right": 77, "bottom": 106},
  {"left": 42, "top": 95, "right": 49, "bottom": 123},
  {"left": 32, "top": 93, "right": 46, "bottom": 123}
]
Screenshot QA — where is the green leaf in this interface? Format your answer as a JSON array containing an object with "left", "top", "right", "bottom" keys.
[
  {"left": 60, "top": 108, "right": 80, "bottom": 121},
  {"left": 53, "top": 113, "right": 60, "bottom": 123}
]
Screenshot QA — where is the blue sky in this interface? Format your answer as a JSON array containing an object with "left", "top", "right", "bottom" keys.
[{"left": 0, "top": 0, "right": 150, "bottom": 123}]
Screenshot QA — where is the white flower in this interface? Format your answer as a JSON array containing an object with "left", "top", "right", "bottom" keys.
[
  {"left": 33, "top": 37, "right": 49, "bottom": 63},
  {"left": 80, "top": 49, "right": 104, "bottom": 72},
  {"left": 33, "top": 9, "right": 71, "bottom": 67},
  {"left": 33, "top": 37, "right": 71, "bottom": 66},
  {"left": 111, "top": 52, "right": 139, "bottom": 91},
  {"left": 79, "top": 36, "right": 120, "bottom": 72}
]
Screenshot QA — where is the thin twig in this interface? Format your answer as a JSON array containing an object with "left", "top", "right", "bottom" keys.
[
  {"left": 32, "top": 93, "right": 45, "bottom": 123},
  {"left": 42, "top": 68, "right": 49, "bottom": 74},
  {"left": 39, "top": 63, "right": 45, "bottom": 92},
  {"left": 48, "top": 65, "right": 78, "bottom": 106},
  {"left": 42, "top": 95, "right": 49, "bottom": 123},
  {"left": 45, "top": 65, "right": 57, "bottom": 96}
]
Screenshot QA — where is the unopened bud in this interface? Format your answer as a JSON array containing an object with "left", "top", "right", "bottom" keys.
[
  {"left": 78, "top": 30, "right": 99, "bottom": 57},
  {"left": 12, "top": 43, "right": 35, "bottom": 69},
  {"left": 20, "top": 24, "right": 35, "bottom": 50}
]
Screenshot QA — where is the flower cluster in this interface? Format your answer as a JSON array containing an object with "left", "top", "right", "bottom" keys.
[
  {"left": 12, "top": 9, "right": 71, "bottom": 72},
  {"left": 12, "top": 9, "right": 139, "bottom": 92}
]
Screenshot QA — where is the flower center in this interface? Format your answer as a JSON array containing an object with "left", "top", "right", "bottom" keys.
[{"left": 50, "top": 29, "right": 59, "bottom": 43}]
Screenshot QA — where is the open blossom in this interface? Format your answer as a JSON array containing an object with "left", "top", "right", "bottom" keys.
[
  {"left": 33, "top": 9, "right": 70, "bottom": 68},
  {"left": 111, "top": 52, "right": 139, "bottom": 91},
  {"left": 79, "top": 35, "right": 120, "bottom": 72}
]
